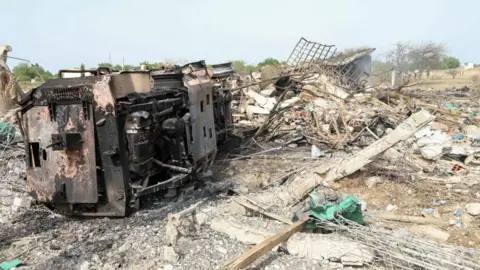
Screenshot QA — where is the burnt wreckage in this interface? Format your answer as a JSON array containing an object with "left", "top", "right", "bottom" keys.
[{"left": 17, "top": 61, "right": 234, "bottom": 216}]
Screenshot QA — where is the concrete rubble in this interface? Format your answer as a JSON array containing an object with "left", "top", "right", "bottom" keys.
[
  {"left": 286, "top": 233, "right": 374, "bottom": 266},
  {"left": 1, "top": 37, "right": 480, "bottom": 269}
]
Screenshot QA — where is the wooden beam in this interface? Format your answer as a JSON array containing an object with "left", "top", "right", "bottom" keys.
[{"left": 222, "top": 218, "right": 309, "bottom": 269}]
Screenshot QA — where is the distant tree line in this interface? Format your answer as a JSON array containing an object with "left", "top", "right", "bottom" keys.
[
  {"left": 11, "top": 57, "right": 283, "bottom": 82},
  {"left": 97, "top": 57, "right": 282, "bottom": 76},
  {"left": 11, "top": 45, "right": 468, "bottom": 83},
  {"left": 12, "top": 63, "right": 55, "bottom": 81},
  {"left": 372, "top": 41, "right": 462, "bottom": 81}
]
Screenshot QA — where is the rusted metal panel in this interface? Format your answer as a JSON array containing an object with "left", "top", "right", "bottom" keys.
[
  {"left": 211, "top": 62, "right": 234, "bottom": 79},
  {"left": 25, "top": 103, "right": 97, "bottom": 204},
  {"left": 184, "top": 72, "right": 217, "bottom": 162},
  {"left": 109, "top": 72, "right": 154, "bottom": 99},
  {"left": 93, "top": 76, "right": 116, "bottom": 115}
]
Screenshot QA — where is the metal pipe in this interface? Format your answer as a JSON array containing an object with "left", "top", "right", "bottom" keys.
[{"left": 151, "top": 158, "right": 192, "bottom": 174}]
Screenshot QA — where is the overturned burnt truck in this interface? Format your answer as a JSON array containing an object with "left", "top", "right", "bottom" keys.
[
  {"left": 210, "top": 62, "right": 235, "bottom": 143},
  {"left": 17, "top": 62, "right": 227, "bottom": 216}
]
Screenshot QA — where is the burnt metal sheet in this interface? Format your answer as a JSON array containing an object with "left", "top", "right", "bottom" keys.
[
  {"left": 24, "top": 103, "right": 98, "bottom": 204},
  {"left": 109, "top": 72, "right": 153, "bottom": 99},
  {"left": 285, "top": 37, "right": 337, "bottom": 73},
  {"left": 211, "top": 62, "right": 235, "bottom": 78},
  {"left": 180, "top": 60, "right": 208, "bottom": 75},
  {"left": 183, "top": 64, "right": 217, "bottom": 162},
  {"left": 152, "top": 73, "right": 185, "bottom": 90}
]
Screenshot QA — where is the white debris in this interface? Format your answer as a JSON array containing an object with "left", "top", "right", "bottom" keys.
[
  {"left": 464, "top": 125, "right": 480, "bottom": 139},
  {"left": 416, "top": 130, "right": 452, "bottom": 160},
  {"left": 311, "top": 145, "right": 323, "bottom": 158},
  {"left": 280, "top": 97, "right": 301, "bottom": 109},
  {"left": 386, "top": 204, "right": 397, "bottom": 212},
  {"left": 413, "top": 225, "right": 450, "bottom": 242},
  {"left": 365, "top": 176, "right": 381, "bottom": 188},
  {"left": 246, "top": 90, "right": 276, "bottom": 111},
  {"left": 466, "top": 203, "right": 480, "bottom": 216},
  {"left": 246, "top": 105, "right": 270, "bottom": 118},
  {"left": 209, "top": 218, "right": 272, "bottom": 245},
  {"left": 420, "top": 144, "right": 444, "bottom": 160},
  {"left": 163, "top": 246, "right": 179, "bottom": 263},
  {"left": 260, "top": 88, "right": 275, "bottom": 97},
  {"left": 163, "top": 265, "right": 174, "bottom": 270},
  {"left": 215, "top": 245, "right": 227, "bottom": 254},
  {"left": 287, "top": 233, "right": 374, "bottom": 266},
  {"left": 313, "top": 98, "right": 336, "bottom": 109},
  {"left": 12, "top": 196, "right": 32, "bottom": 211},
  {"left": 79, "top": 261, "right": 91, "bottom": 270}
]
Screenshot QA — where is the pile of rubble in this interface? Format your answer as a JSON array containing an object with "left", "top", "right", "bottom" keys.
[
  {"left": 208, "top": 38, "right": 480, "bottom": 269},
  {"left": 1, "top": 37, "right": 480, "bottom": 269}
]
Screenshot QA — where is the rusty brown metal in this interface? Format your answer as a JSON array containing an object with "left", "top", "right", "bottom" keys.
[{"left": 24, "top": 102, "right": 98, "bottom": 203}]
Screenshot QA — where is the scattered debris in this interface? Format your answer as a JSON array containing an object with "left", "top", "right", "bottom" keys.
[
  {"left": 165, "top": 199, "right": 207, "bottom": 246},
  {"left": 466, "top": 203, "right": 480, "bottom": 216},
  {"left": 210, "top": 218, "right": 272, "bottom": 245},
  {"left": 233, "top": 197, "right": 293, "bottom": 225},
  {"left": 163, "top": 246, "right": 179, "bottom": 263},
  {"left": 2, "top": 36, "right": 480, "bottom": 269},
  {"left": 11, "top": 196, "right": 32, "bottom": 211},
  {"left": 222, "top": 218, "right": 309, "bottom": 270},
  {"left": 287, "top": 233, "right": 374, "bottom": 266}
]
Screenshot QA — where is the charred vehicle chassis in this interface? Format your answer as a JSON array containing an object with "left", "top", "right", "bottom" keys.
[
  {"left": 210, "top": 62, "right": 234, "bottom": 143},
  {"left": 18, "top": 61, "right": 230, "bottom": 216}
]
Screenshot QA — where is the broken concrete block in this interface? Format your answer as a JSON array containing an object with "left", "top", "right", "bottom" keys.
[
  {"left": 420, "top": 145, "right": 444, "bottom": 160},
  {"left": 163, "top": 265, "right": 174, "bottom": 270},
  {"left": 313, "top": 98, "right": 336, "bottom": 109},
  {"left": 246, "top": 90, "right": 276, "bottom": 110},
  {"left": 246, "top": 105, "right": 270, "bottom": 119},
  {"left": 410, "top": 225, "right": 450, "bottom": 242},
  {"left": 260, "top": 85, "right": 276, "bottom": 97},
  {"left": 12, "top": 197, "right": 32, "bottom": 211},
  {"left": 464, "top": 125, "right": 480, "bottom": 139},
  {"left": 163, "top": 246, "right": 179, "bottom": 263},
  {"left": 319, "top": 75, "right": 349, "bottom": 99},
  {"left": 209, "top": 218, "right": 272, "bottom": 245},
  {"left": 260, "top": 66, "right": 278, "bottom": 90},
  {"left": 280, "top": 97, "right": 300, "bottom": 109},
  {"left": 192, "top": 212, "right": 208, "bottom": 226},
  {"left": 386, "top": 204, "right": 397, "bottom": 212},
  {"left": 287, "top": 233, "right": 374, "bottom": 266},
  {"left": 365, "top": 176, "right": 381, "bottom": 188},
  {"left": 466, "top": 203, "right": 480, "bottom": 216}
]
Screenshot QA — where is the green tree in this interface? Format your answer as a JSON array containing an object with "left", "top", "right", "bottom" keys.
[
  {"left": 139, "top": 61, "right": 164, "bottom": 70},
  {"left": 446, "top": 69, "right": 459, "bottom": 79},
  {"left": 371, "top": 60, "right": 395, "bottom": 74},
  {"left": 371, "top": 60, "right": 395, "bottom": 83},
  {"left": 231, "top": 60, "right": 257, "bottom": 75},
  {"left": 257, "top": 57, "right": 281, "bottom": 69},
  {"left": 98, "top": 63, "right": 137, "bottom": 71},
  {"left": 98, "top": 62, "right": 113, "bottom": 69},
  {"left": 440, "top": 56, "right": 460, "bottom": 69},
  {"left": 12, "top": 63, "right": 54, "bottom": 81}
]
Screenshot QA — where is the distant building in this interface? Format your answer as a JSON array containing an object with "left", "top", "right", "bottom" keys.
[{"left": 464, "top": 62, "right": 475, "bottom": 70}]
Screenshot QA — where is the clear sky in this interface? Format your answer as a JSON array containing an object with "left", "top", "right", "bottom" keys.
[{"left": 2, "top": 0, "right": 478, "bottom": 72}]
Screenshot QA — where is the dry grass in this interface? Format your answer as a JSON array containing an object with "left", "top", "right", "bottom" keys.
[{"left": 405, "top": 68, "right": 480, "bottom": 90}]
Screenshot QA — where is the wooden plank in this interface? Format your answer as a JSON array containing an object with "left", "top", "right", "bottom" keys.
[
  {"left": 233, "top": 197, "right": 293, "bottom": 225},
  {"left": 253, "top": 110, "right": 434, "bottom": 208},
  {"left": 222, "top": 218, "right": 308, "bottom": 269}
]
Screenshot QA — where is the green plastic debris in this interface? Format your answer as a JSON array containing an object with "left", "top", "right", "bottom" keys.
[
  {"left": 445, "top": 104, "right": 459, "bottom": 110},
  {"left": 0, "top": 259, "right": 22, "bottom": 270},
  {"left": 300, "top": 191, "right": 364, "bottom": 229},
  {"left": 0, "top": 121, "right": 15, "bottom": 145}
]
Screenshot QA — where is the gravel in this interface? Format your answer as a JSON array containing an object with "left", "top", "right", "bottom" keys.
[{"left": 0, "top": 148, "right": 331, "bottom": 270}]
